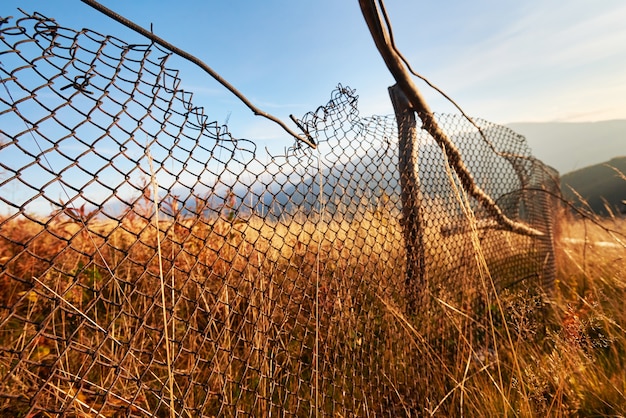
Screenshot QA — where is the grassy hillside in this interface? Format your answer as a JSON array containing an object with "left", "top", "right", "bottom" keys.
[{"left": 561, "top": 156, "right": 626, "bottom": 216}]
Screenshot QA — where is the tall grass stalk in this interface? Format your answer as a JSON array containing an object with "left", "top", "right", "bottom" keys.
[
  {"left": 147, "top": 150, "right": 176, "bottom": 418},
  {"left": 314, "top": 154, "right": 325, "bottom": 418}
]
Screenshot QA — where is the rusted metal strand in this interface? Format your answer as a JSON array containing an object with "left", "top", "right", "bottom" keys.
[{"left": 80, "top": 0, "right": 316, "bottom": 149}]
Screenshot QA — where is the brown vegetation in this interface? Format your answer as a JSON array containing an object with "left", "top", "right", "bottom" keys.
[{"left": 0, "top": 191, "right": 625, "bottom": 416}]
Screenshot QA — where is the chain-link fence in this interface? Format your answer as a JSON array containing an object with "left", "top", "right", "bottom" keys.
[{"left": 1, "top": 10, "right": 560, "bottom": 416}]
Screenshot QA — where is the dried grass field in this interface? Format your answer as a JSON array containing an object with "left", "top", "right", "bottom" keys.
[{"left": 0, "top": 194, "right": 625, "bottom": 416}]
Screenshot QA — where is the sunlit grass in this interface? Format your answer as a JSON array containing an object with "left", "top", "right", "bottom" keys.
[{"left": 0, "top": 192, "right": 625, "bottom": 416}]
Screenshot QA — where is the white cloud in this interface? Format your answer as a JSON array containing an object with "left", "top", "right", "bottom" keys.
[{"left": 422, "top": 1, "right": 626, "bottom": 122}]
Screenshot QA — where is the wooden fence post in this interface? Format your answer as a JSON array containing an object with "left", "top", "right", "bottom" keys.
[{"left": 389, "top": 84, "right": 426, "bottom": 310}]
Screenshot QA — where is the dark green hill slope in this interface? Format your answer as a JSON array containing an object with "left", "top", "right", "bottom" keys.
[{"left": 561, "top": 156, "right": 626, "bottom": 216}]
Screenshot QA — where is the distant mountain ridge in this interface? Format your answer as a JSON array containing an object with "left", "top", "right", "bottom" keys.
[
  {"left": 158, "top": 120, "right": 624, "bottom": 220},
  {"left": 506, "top": 120, "right": 626, "bottom": 175}
]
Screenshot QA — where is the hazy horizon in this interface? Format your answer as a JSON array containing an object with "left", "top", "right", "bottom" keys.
[{"left": 507, "top": 119, "right": 625, "bottom": 174}]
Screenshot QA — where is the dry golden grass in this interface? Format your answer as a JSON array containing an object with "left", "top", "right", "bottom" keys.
[
  {"left": 0, "top": 194, "right": 625, "bottom": 416},
  {"left": 0, "top": 202, "right": 413, "bottom": 416}
]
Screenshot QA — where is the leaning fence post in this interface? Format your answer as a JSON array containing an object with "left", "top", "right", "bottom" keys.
[{"left": 389, "top": 84, "right": 426, "bottom": 310}]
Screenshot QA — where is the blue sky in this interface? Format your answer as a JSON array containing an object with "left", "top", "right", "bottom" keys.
[
  {"left": 2, "top": 1, "right": 625, "bottom": 216},
  {"left": 4, "top": 0, "right": 625, "bottom": 143}
]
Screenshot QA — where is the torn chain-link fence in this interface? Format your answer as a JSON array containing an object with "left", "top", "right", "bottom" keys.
[{"left": 0, "top": 10, "right": 560, "bottom": 417}]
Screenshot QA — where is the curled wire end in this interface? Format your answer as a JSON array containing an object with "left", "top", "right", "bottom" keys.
[{"left": 290, "top": 114, "right": 316, "bottom": 149}]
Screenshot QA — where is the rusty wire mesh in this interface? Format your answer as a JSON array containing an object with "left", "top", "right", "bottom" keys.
[{"left": 0, "top": 10, "right": 561, "bottom": 417}]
